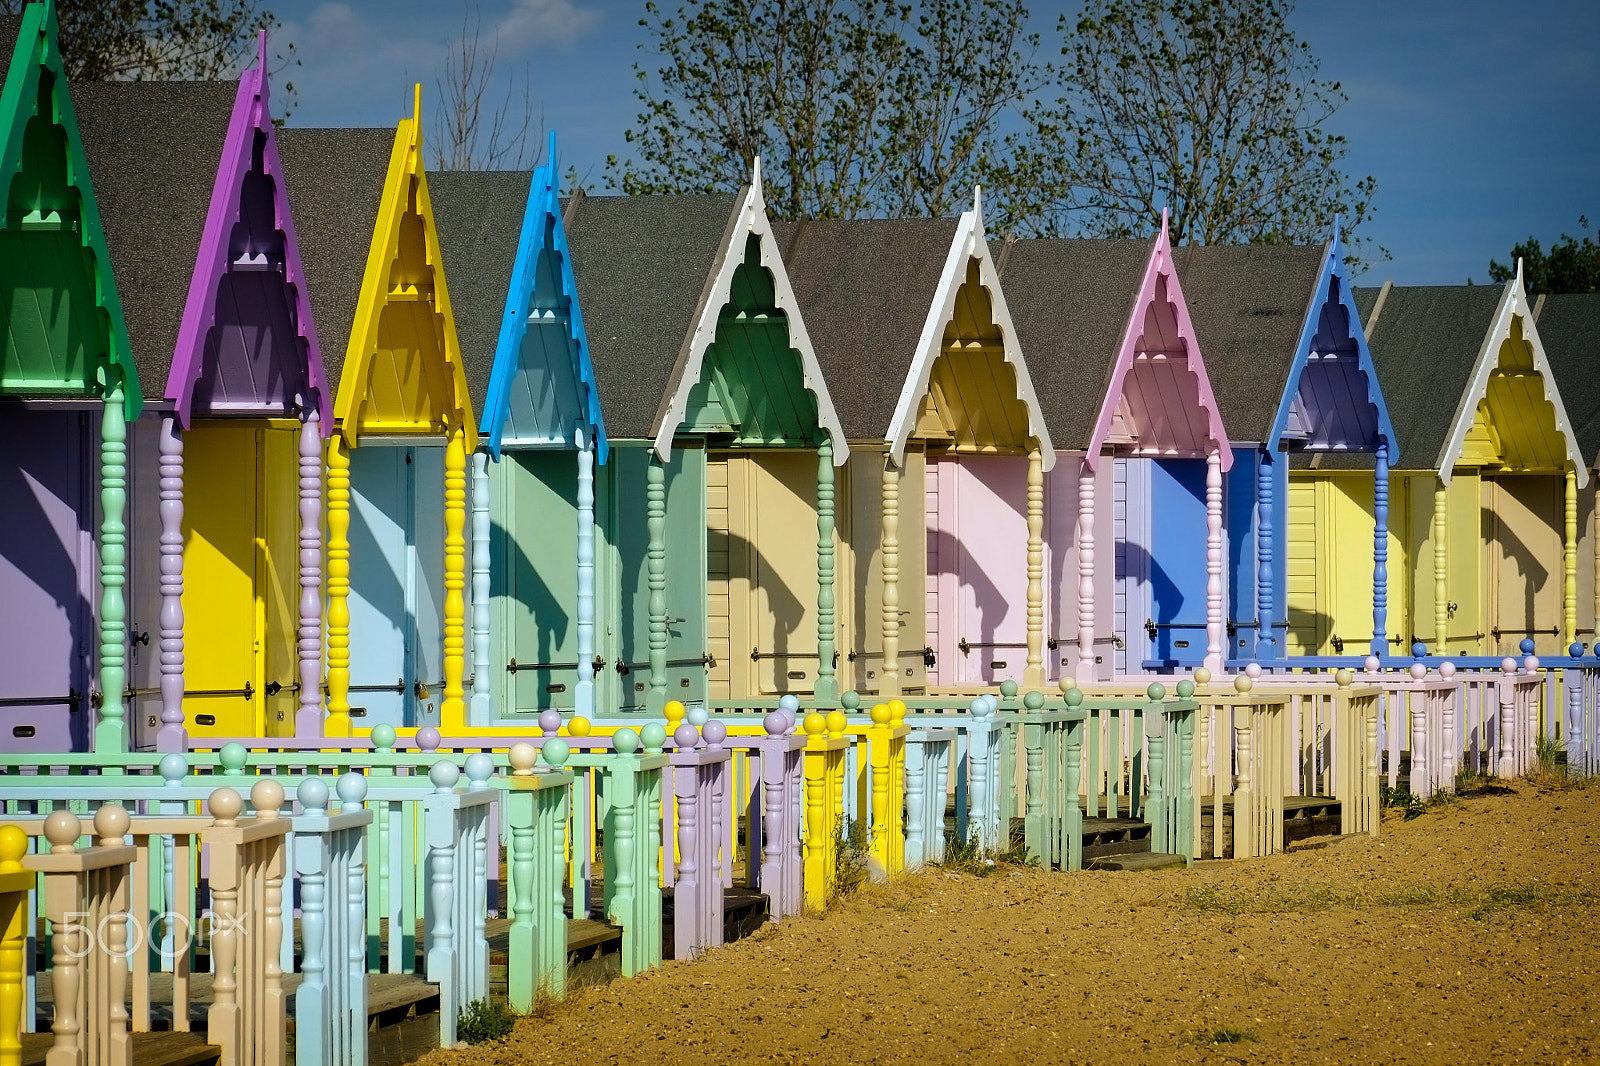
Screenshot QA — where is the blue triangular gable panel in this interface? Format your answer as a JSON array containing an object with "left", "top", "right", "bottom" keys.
[
  {"left": 481, "top": 132, "right": 608, "bottom": 461},
  {"left": 1268, "top": 222, "right": 1398, "bottom": 461}
]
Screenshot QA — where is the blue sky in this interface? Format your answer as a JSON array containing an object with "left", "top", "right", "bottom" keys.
[{"left": 270, "top": 0, "right": 1599, "bottom": 285}]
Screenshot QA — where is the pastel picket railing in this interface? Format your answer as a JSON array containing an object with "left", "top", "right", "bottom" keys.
[
  {"left": 903, "top": 727, "right": 955, "bottom": 870},
  {"left": 800, "top": 712, "right": 851, "bottom": 912},
  {"left": 291, "top": 775, "right": 374, "bottom": 1066},
  {"left": 716, "top": 717, "right": 806, "bottom": 921},
  {"left": 0, "top": 826, "right": 30, "bottom": 1066},
  {"left": 1560, "top": 653, "right": 1600, "bottom": 777},
  {"left": 423, "top": 761, "right": 497, "bottom": 1048},
  {"left": 985, "top": 694, "right": 1082, "bottom": 869},
  {"left": 661, "top": 729, "right": 730, "bottom": 962}
]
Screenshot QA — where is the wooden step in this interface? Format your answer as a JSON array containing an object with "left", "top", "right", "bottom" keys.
[
  {"left": 19, "top": 1030, "right": 219, "bottom": 1066},
  {"left": 1198, "top": 795, "right": 1345, "bottom": 858},
  {"left": 1080, "top": 816, "right": 1153, "bottom": 859},
  {"left": 1085, "top": 851, "right": 1186, "bottom": 872}
]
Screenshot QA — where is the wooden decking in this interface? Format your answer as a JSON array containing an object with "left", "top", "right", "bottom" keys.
[{"left": 1197, "top": 795, "right": 1344, "bottom": 859}]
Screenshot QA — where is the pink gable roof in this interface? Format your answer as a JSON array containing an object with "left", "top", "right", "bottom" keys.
[
  {"left": 163, "top": 34, "right": 330, "bottom": 431},
  {"left": 1086, "top": 211, "right": 1230, "bottom": 471}
]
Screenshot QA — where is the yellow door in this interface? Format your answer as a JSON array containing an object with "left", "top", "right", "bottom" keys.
[
  {"left": 260, "top": 427, "right": 300, "bottom": 735},
  {"left": 1286, "top": 474, "right": 1406, "bottom": 655}
]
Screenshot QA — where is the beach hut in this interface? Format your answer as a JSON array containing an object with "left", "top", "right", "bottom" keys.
[
  {"left": 279, "top": 89, "right": 476, "bottom": 735},
  {"left": 1357, "top": 266, "right": 1587, "bottom": 657},
  {"left": 80, "top": 45, "right": 330, "bottom": 749},
  {"left": 567, "top": 162, "right": 845, "bottom": 712},
  {"left": 432, "top": 138, "right": 609, "bottom": 723},
  {"left": 1005, "top": 214, "right": 1231, "bottom": 676},
  {"left": 0, "top": 2, "right": 142, "bottom": 752},
  {"left": 1177, "top": 229, "right": 1398, "bottom": 661}
]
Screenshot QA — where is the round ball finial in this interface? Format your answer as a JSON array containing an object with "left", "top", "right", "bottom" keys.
[
  {"left": 1023, "top": 690, "right": 1044, "bottom": 710},
  {"left": 1058, "top": 676, "right": 1076, "bottom": 695},
  {"left": 251, "top": 779, "right": 285, "bottom": 818},
  {"left": 763, "top": 711, "right": 788, "bottom": 736},
  {"left": 465, "top": 753, "right": 496, "bottom": 785},
  {"left": 664, "top": 700, "right": 686, "bottom": 725},
  {"left": 1363, "top": 655, "right": 1381, "bottom": 673},
  {"left": 1065, "top": 687, "right": 1084, "bottom": 707},
  {"left": 371, "top": 723, "right": 398, "bottom": 750},
  {"left": 568, "top": 716, "right": 593, "bottom": 738},
  {"left": 672, "top": 724, "right": 700, "bottom": 749},
  {"left": 1408, "top": 662, "right": 1426, "bottom": 681},
  {"left": 1175, "top": 679, "right": 1195, "bottom": 699},
  {"left": 297, "top": 777, "right": 330, "bottom": 814},
  {"left": 1411, "top": 641, "right": 1428, "bottom": 658},
  {"left": 702, "top": 720, "right": 728, "bottom": 747},
  {"left": 158, "top": 752, "right": 188, "bottom": 784},
  {"left": 336, "top": 772, "right": 368, "bottom": 809},
  {"left": 219, "top": 743, "right": 248, "bottom": 774},
  {"left": 1501, "top": 656, "right": 1518, "bottom": 674},
  {"left": 778, "top": 694, "right": 801, "bottom": 713},
  {"left": 429, "top": 761, "right": 461, "bottom": 790},
  {"left": 999, "top": 679, "right": 1019, "bottom": 699},
  {"left": 1438, "top": 661, "right": 1456, "bottom": 679},
  {"left": 825, "top": 711, "right": 847, "bottom": 738},
  {"left": 43, "top": 810, "right": 81, "bottom": 851},
  {"left": 1520, "top": 637, "right": 1536, "bottom": 655},
  {"left": 869, "top": 703, "right": 890, "bottom": 725},
  {"left": 1244, "top": 662, "right": 1262, "bottom": 679},
  {"left": 1233, "top": 675, "right": 1254, "bottom": 694},
  {"left": 639, "top": 722, "right": 667, "bottom": 752},
  {"left": 612, "top": 728, "right": 640, "bottom": 755},
  {"left": 508, "top": 742, "right": 538, "bottom": 774},
  {"left": 93, "top": 804, "right": 130, "bottom": 845},
  {"left": 207, "top": 788, "right": 243, "bottom": 824},
  {"left": 888, "top": 699, "right": 907, "bottom": 724},
  {"left": 542, "top": 739, "right": 571, "bottom": 767},
  {"left": 538, "top": 710, "right": 562, "bottom": 736},
  {"left": 0, "top": 825, "right": 27, "bottom": 870},
  {"left": 1571, "top": 643, "right": 1586, "bottom": 659},
  {"left": 687, "top": 705, "right": 710, "bottom": 728},
  {"left": 1524, "top": 655, "right": 1540, "bottom": 673},
  {"left": 1192, "top": 667, "right": 1212, "bottom": 686},
  {"left": 1146, "top": 682, "right": 1166, "bottom": 701},
  {"left": 841, "top": 691, "right": 861, "bottom": 710},
  {"left": 417, "top": 726, "right": 442, "bottom": 752},
  {"left": 1337, "top": 668, "right": 1357, "bottom": 687},
  {"left": 802, "top": 712, "right": 827, "bottom": 737},
  {"left": 968, "top": 697, "right": 991, "bottom": 719}
]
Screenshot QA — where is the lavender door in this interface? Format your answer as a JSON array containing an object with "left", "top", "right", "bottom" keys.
[
  {"left": 0, "top": 406, "right": 93, "bottom": 751},
  {"left": 928, "top": 455, "right": 1030, "bottom": 686}
]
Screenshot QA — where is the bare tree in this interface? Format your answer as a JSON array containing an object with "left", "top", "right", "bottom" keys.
[{"left": 432, "top": 6, "right": 543, "bottom": 172}]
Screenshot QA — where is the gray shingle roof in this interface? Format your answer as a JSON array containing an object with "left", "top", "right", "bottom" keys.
[
  {"left": 1536, "top": 293, "right": 1600, "bottom": 467},
  {"left": 74, "top": 81, "right": 236, "bottom": 401},
  {"left": 563, "top": 191, "right": 739, "bottom": 441},
  {"left": 1175, "top": 243, "right": 1327, "bottom": 445},
  {"left": 1350, "top": 284, "right": 1503, "bottom": 472},
  {"left": 274, "top": 127, "right": 394, "bottom": 393},
  {"left": 430, "top": 169, "right": 532, "bottom": 419},
  {"left": 0, "top": 16, "right": 19, "bottom": 64},
  {"left": 775, "top": 217, "right": 958, "bottom": 441},
  {"left": 997, "top": 237, "right": 1151, "bottom": 451}
]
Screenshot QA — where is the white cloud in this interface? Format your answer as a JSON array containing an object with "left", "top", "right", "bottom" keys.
[{"left": 494, "top": 0, "right": 603, "bottom": 52}]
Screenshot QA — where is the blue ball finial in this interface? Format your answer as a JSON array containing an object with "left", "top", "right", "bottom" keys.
[
  {"left": 1520, "top": 638, "right": 1536, "bottom": 655},
  {"left": 158, "top": 752, "right": 188, "bottom": 784},
  {"left": 336, "top": 772, "right": 368, "bottom": 809},
  {"left": 778, "top": 694, "right": 800, "bottom": 713},
  {"left": 464, "top": 753, "right": 495, "bottom": 786},
  {"left": 1411, "top": 641, "right": 1427, "bottom": 658},
  {"left": 1571, "top": 642, "right": 1585, "bottom": 658},
  {"left": 296, "top": 777, "right": 329, "bottom": 814},
  {"left": 429, "top": 760, "right": 460, "bottom": 790}
]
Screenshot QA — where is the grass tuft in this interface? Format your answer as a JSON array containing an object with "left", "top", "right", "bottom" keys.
[
  {"left": 1183, "top": 1025, "right": 1257, "bottom": 1045},
  {"left": 457, "top": 998, "right": 517, "bottom": 1044},
  {"left": 935, "top": 828, "right": 1037, "bottom": 877}
]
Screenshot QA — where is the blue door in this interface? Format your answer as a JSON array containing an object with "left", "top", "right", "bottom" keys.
[{"left": 1148, "top": 458, "right": 1209, "bottom": 663}]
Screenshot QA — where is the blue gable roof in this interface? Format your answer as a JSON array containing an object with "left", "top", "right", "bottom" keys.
[
  {"left": 481, "top": 133, "right": 608, "bottom": 461},
  {"left": 1268, "top": 221, "right": 1398, "bottom": 460}
]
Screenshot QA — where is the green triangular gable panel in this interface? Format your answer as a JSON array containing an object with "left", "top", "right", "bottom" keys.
[
  {"left": 0, "top": 1, "right": 139, "bottom": 416},
  {"left": 682, "top": 234, "right": 821, "bottom": 445}
]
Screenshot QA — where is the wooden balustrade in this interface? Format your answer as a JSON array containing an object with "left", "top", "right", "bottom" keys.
[
  {"left": 501, "top": 744, "right": 579, "bottom": 1008},
  {"left": 718, "top": 723, "right": 806, "bottom": 921},
  {"left": 903, "top": 728, "right": 954, "bottom": 870},
  {"left": 662, "top": 740, "right": 729, "bottom": 962},
  {"left": 0, "top": 827, "right": 27, "bottom": 1066},
  {"left": 800, "top": 713, "right": 849, "bottom": 912},
  {"left": 423, "top": 762, "right": 496, "bottom": 1048},
  {"left": 1562, "top": 664, "right": 1600, "bottom": 777},
  {"left": 292, "top": 775, "right": 373, "bottom": 1066}
]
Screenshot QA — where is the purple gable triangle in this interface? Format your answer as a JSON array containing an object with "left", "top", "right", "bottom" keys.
[{"left": 164, "top": 33, "right": 330, "bottom": 431}]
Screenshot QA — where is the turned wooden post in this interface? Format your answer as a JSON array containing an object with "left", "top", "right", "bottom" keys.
[
  {"left": 1204, "top": 451, "right": 1224, "bottom": 674},
  {"left": 880, "top": 452, "right": 900, "bottom": 697},
  {"left": 1371, "top": 441, "right": 1390, "bottom": 657},
  {"left": 157, "top": 415, "right": 187, "bottom": 751},
  {"left": 98, "top": 384, "right": 129, "bottom": 754},
  {"left": 1024, "top": 446, "right": 1045, "bottom": 689}
]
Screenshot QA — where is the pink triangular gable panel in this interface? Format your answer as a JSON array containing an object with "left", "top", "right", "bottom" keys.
[
  {"left": 164, "top": 35, "right": 330, "bottom": 432},
  {"left": 1086, "top": 211, "right": 1230, "bottom": 472}
]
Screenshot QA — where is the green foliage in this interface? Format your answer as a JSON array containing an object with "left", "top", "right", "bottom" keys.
[
  {"left": 457, "top": 998, "right": 517, "bottom": 1045},
  {"left": 609, "top": 0, "right": 1041, "bottom": 220},
  {"left": 1487, "top": 217, "right": 1600, "bottom": 294},
  {"left": 829, "top": 813, "right": 872, "bottom": 903},
  {"left": 936, "top": 827, "right": 1036, "bottom": 876},
  {"left": 1380, "top": 783, "right": 1428, "bottom": 820},
  {"left": 988, "top": 0, "right": 1381, "bottom": 264}
]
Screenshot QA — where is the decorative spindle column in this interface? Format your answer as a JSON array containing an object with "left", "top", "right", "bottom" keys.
[
  {"left": 325, "top": 435, "right": 352, "bottom": 737},
  {"left": 576, "top": 429, "right": 596, "bottom": 718},
  {"left": 97, "top": 385, "right": 128, "bottom": 754},
  {"left": 815, "top": 438, "right": 839, "bottom": 703},
  {"left": 646, "top": 456, "right": 667, "bottom": 716},
  {"left": 297, "top": 411, "right": 324, "bottom": 739},
  {"left": 1371, "top": 441, "right": 1390, "bottom": 657},
  {"left": 156, "top": 416, "right": 186, "bottom": 751},
  {"left": 879, "top": 453, "right": 900, "bottom": 698},
  {"left": 1433, "top": 479, "right": 1448, "bottom": 653},
  {"left": 1204, "top": 450, "right": 1224, "bottom": 675},
  {"left": 1565, "top": 466, "right": 1578, "bottom": 650},
  {"left": 442, "top": 427, "right": 468, "bottom": 731},
  {"left": 470, "top": 450, "right": 491, "bottom": 725},
  {"left": 1256, "top": 451, "right": 1275, "bottom": 659},
  {"left": 1024, "top": 446, "right": 1045, "bottom": 689},
  {"left": 1077, "top": 461, "right": 1096, "bottom": 677}
]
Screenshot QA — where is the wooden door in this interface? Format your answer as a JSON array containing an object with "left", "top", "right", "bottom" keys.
[
  {"left": 929, "top": 455, "right": 1030, "bottom": 686},
  {"left": 347, "top": 444, "right": 444, "bottom": 730},
  {"left": 1485, "top": 474, "right": 1563, "bottom": 656},
  {"left": 617, "top": 446, "right": 707, "bottom": 710},
  {"left": 848, "top": 449, "right": 926, "bottom": 693},
  {"left": 0, "top": 406, "right": 92, "bottom": 751},
  {"left": 1147, "top": 458, "right": 1209, "bottom": 662},
  {"left": 494, "top": 449, "right": 579, "bottom": 714},
  {"left": 744, "top": 452, "right": 830, "bottom": 695},
  {"left": 1285, "top": 474, "right": 1406, "bottom": 656}
]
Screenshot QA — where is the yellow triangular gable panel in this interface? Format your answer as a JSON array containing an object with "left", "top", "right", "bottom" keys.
[{"left": 333, "top": 86, "right": 475, "bottom": 445}]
